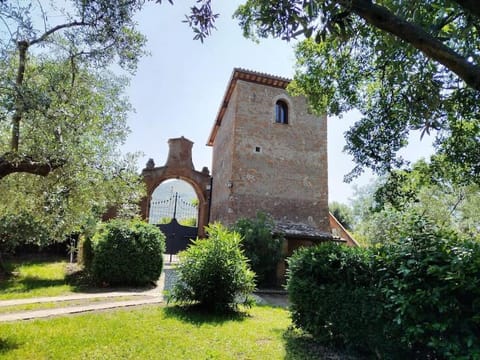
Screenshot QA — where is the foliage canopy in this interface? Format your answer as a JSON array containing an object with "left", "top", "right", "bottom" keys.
[
  {"left": 349, "top": 161, "right": 480, "bottom": 246},
  {"left": 233, "top": 0, "right": 480, "bottom": 183},
  {"left": 0, "top": 1, "right": 150, "bottom": 274}
]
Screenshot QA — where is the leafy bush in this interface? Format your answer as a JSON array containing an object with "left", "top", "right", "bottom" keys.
[
  {"left": 233, "top": 212, "right": 283, "bottom": 287},
  {"left": 376, "top": 216, "right": 480, "bottom": 358},
  {"left": 179, "top": 217, "right": 197, "bottom": 227},
  {"left": 286, "top": 242, "right": 391, "bottom": 355},
  {"left": 91, "top": 219, "right": 165, "bottom": 286},
  {"left": 287, "top": 214, "right": 480, "bottom": 358},
  {"left": 0, "top": 212, "right": 52, "bottom": 251},
  {"left": 168, "top": 223, "right": 256, "bottom": 312}
]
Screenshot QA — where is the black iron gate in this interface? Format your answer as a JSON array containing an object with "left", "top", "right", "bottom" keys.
[
  {"left": 149, "top": 192, "right": 198, "bottom": 255},
  {"left": 158, "top": 218, "right": 197, "bottom": 254}
]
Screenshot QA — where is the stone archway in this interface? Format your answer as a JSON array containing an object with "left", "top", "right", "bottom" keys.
[{"left": 140, "top": 137, "right": 212, "bottom": 238}]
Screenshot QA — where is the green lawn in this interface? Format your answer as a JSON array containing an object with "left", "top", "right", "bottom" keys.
[
  {"left": 0, "top": 258, "right": 357, "bottom": 359},
  {"left": 0, "top": 258, "right": 156, "bottom": 300},
  {"left": 0, "top": 259, "right": 76, "bottom": 300},
  {"left": 0, "top": 305, "right": 345, "bottom": 360}
]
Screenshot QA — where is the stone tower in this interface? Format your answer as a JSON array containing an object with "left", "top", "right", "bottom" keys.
[{"left": 207, "top": 69, "right": 331, "bottom": 239}]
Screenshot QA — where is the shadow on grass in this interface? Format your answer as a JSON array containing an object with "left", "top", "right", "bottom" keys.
[
  {"left": 65, "top": 268, "right": 156, "bottom": 294},
  {"left": 0, "top": 338, "right": 20, "bottom": 355},
  {"left": 283, "top": 327, "right": 363, "bottom": 360},
  {"left": 0, "top": 275, "right": 67, "bottom": 296},
  {"left": 9, "top": 276, "right": 66, "bottom": 291},
  {"left": 1, "top": 257, "right": 157, "bottom": 296},
  {"left": 163, "top": 305, "right": 249, "bottom": 326}
]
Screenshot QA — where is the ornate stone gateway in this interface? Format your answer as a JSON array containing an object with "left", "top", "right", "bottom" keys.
[{"left": 140, "top": 137, "right": 212, "bottom": 251}]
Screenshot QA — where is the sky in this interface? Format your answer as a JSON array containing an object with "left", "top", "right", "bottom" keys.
[{"left": 122, "top": 1, "right": 434, "bottom": 204}]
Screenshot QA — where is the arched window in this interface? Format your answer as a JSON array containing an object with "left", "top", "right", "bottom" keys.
[{"left": 275, "top": 100, "right": 288, "bottom": 124}]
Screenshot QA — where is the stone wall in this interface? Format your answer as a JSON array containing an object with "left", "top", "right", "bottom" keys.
[
  {"left": 209, "top": 71, "right": 329, "bottom": 233},
  {"left": 209, "top": 86, "right": 238, "bottom": 224}
]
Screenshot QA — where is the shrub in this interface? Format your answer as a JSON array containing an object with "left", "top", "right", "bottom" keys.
[
  {"left": 168, "top": 223, "right": 256, "bottom": 312},
  {"left": 286, "top": 242, "right": 391, "bottom": 355},
  {"left": 0, "top": 212, "right": 52, "bottom": 274},
  {"left": 179, "top": 217, "right": 197, "bottom": 227},
  {"left": 376, "top": 216, "right": 480, "bottom": 358},
  {"left": 233, "top": 212, "right": 283, "bottom": 287},
  {"left": 91, "top": 219, "right": 165, "bottom": 286},
  {"left": 287, "top": 214, "right": 480, "bottom": 358}
]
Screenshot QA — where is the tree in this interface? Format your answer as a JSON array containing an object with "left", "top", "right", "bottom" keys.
[
  {"left": 232, "top": 1, "right": 480, "bottom": 183},
  {"left": 0, "top": 1, "right": 150, "bottom": 274},
  {"left": 233, "top": 212, "right": 284, "bottom": 287},
  {"left": 0, "top": 0, "right": 148, "bottom": 179},
  {"left": 0, "top": 61, "right": 144, "bottom": 274},
  {"left": 329, "top": 201, "right": 354, "bottom": 230},
  {"left": 350, "top": 161, "right": 480, "bottom": 245},
  {"left": 376, "top": 159, "right": 480, "bottom": 239}
]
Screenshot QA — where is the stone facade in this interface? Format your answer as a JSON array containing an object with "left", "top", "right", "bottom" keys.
[{"left": 208, "top": 69, "right": 330, "bottom": 238}]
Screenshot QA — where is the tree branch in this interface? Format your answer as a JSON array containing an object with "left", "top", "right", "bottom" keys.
[
  {"left": 9, "top": 19, "right": 89, "bottom": 153},
  {"left": 0, "top": 154, "right": 65, "bottom": 180},
  {"left": 344, "top": 0, "right": 480, "bottom": 91},
  {"left": 11, "top": 40, "right": 28, "bottom": 152},
  {"left": 29, "top": 20, "right": 87, "bottom": 46}
]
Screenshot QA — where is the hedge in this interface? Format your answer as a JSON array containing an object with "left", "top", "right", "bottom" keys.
[
  {"left": 287, "top": 217, "right": 480, "bottom": 358},
  {"left": 90, "top": 219, "right": 165, "bottom": 286}
]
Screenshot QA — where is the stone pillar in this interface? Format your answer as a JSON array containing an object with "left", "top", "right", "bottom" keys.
[{"left": 165, "top": 137, "right": 194, "bottom": 170}]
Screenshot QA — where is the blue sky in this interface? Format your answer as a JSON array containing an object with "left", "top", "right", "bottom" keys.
[{"left": 122, "top": 1, "right": 434, "bottom": 204}]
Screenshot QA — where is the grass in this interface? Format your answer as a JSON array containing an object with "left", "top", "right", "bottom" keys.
[
  {"left": 0, "top": 305, "right": 352, "bottom": 360},
  {"left": 0, "top": 257, "right": 152, "bottom": 300},
  {"left": 0, "top": 258, "right": 359, "bottom": 359},
  {"left": 0, "top": 258, "right": 76, "bottom": 300}
]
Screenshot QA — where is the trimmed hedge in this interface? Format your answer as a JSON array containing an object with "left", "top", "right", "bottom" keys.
[
  {"left": 168, "top": 223, "right": 256, "bottom": 312},
  {"left": 287, "top": 217, "right": 480, "bottom": 358},
  {"left": 287, "top": 243, "right": 392, "bottom": 355},
  {"left": 90, "top": 219, "right": 165, "bottom": 286}
]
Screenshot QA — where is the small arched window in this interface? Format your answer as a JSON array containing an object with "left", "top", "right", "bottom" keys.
[{"left": 275, "top": 100, "right": 288, "bottom": 124}]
